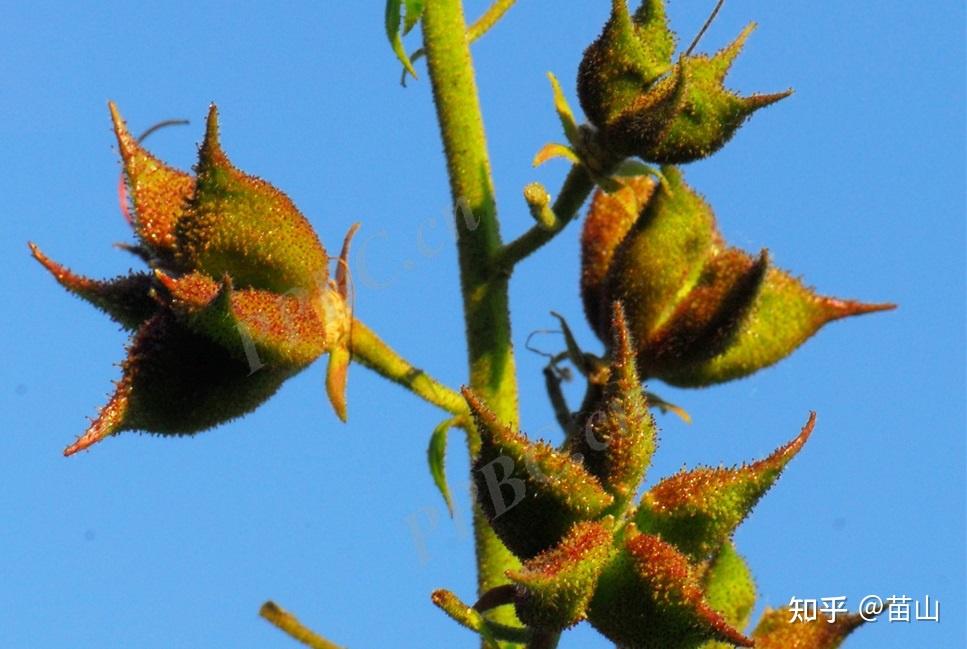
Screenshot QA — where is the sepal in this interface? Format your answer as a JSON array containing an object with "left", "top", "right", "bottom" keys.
[
  {"left": 564, "top": 302, "right": 656, "bottom": 513},
  {"left": 464, "top": 387, "right": 613, "bottom": 559},
  {"left": 577, "top": 0, "right": 675, "bottom": 130},
  {"left": 700, "top": 542, "right": 756, "bottom": 631},
  {"left": 634, "top": 413, "right": 815, "bottom": 561},
  {"left": 155, "top": 270, "right": 332, "bottom": 367},
  {"left": 752, "top": 606, "right": 864, "bottom": 649},
  {"left": 63, "top": 313, "right": 295, "bottom": 455},
  {"left": 30, "top": 243, "right": 156, "bottom": 330},
  {"left": 641, "top": 248, "right": 768, "bottom": 376},
  {"left": 580, "top": 175, "right": 657, "bottom": 334},
  {"left": 660, "top": 265, "right": 895, "bottom": 387},
  {"left": 176, "top": 105, "right": 330, "bottom": 294},
  {"left": 587, "top": 523, "right": 752, "bottom": 649},
  {"left": 509, "top": 519, "right": 615, "bottom": 630},
  {"left": 596, "top": 166, "right": 717, "bottom": 342},
  {"left": 110, "top": 101, "right": 194, "bottom": 261}
]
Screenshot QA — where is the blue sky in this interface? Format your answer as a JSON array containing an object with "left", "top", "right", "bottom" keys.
[{"left": 1, "top": 2, "right": 963, "bottom": 648}]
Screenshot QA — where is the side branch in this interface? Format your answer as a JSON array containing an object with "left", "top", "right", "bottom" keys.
[
  {"left": 495, "top": 165, "right": 595, "bottom": 271},
  {"left": 466, "top": 0, "right": 518, "bottom": 41},
  {"left": 259, "top": 601, "right": 345, "bottom": 649},
  {"left": 350, "top": 318, "right": 468, "bottom": 417}
]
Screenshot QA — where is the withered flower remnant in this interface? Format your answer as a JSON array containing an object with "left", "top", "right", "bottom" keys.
[{"left": 31, "top": 103, "right": 357, "bottom": 456}]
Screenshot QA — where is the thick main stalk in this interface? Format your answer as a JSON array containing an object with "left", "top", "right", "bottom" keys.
[{"left": 421, "top": 0, "right": 522, "bottom": 638}]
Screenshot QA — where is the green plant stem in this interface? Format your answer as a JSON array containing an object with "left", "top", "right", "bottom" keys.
[
  {"left": 259, "top": 601, "right": 344, "bottom": 649},
  {"left": 421, "top": 0, "right": 519, "bottom": 439},
  {"left": 349, "top": 318, "right": 467, "bottom": 416},
  {"left": 404, "top": 0, "right": 517, "bottom": 81},
  {"left": 422, "top": 0, "right": 523, "bottom": 642},
  {"left": 431, "top": 590, "right": 533, "bottom": 645},
  {"left": 495, "top": 164, "right": 595, "bottom": 271}
]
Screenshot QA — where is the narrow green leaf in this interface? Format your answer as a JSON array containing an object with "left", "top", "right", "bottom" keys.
[
  {"left": 385, "top": 0, "right": 402, "bottom": 44},
  {"left": 547, "top": 72, "right": 581, "bottom": 146},
  {"left": 385, "top": 0, "right": 418, "bottom": 79},
  {"left": 533, "top": 142, "right": 581, "bottom": 167},
  {"left": 643, "top": 391, "right": 691, "bottom": 424},
  {"left": 403, "top": 0, "right": 425, "bottom": 35},
  {"left": 429, "top": 417, "right": 459, "bottom": 516}
]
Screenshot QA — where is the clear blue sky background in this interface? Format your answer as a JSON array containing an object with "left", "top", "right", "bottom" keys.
[{"left": 1, "top": 2, "right": 963, "bottom": 648}]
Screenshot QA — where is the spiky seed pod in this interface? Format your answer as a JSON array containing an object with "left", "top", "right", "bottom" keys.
[
  {"left": 577, "top": 0, "right": 790, "bottom": 164},
  {"left": 587, "top": 523, "right": 752, "bottom": 649},
  {"left": 30, "top": 103, "right": 358, "bottom": 455},
  {"left": 581, "top": 167, "right": 893, "bottom": 387}
]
